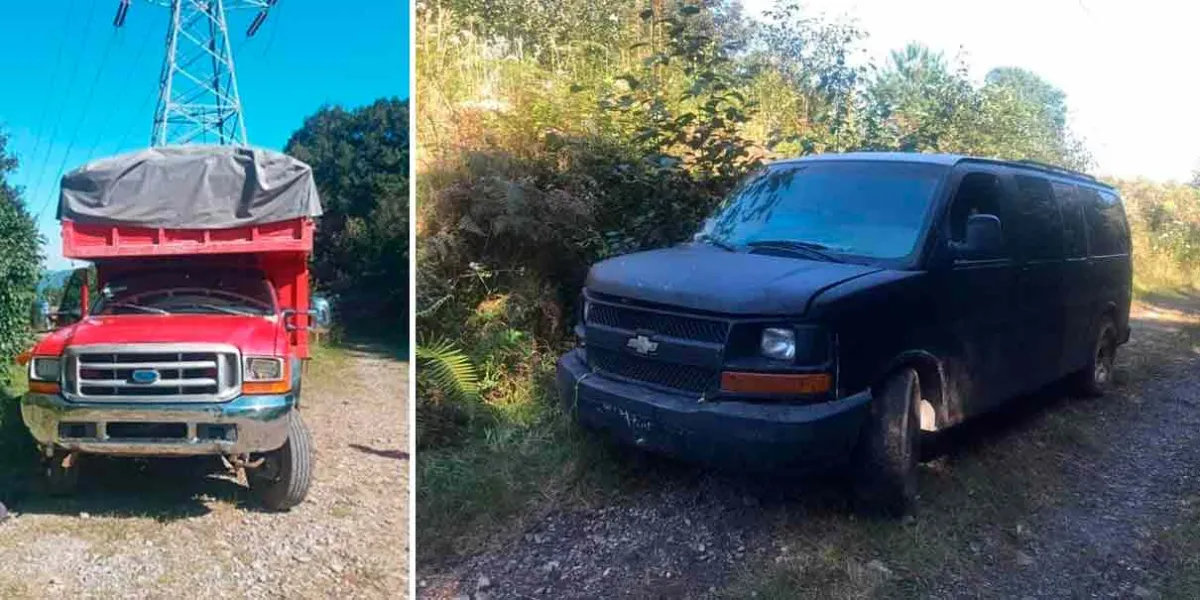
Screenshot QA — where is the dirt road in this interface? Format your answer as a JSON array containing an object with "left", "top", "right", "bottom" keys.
[
  {"left": 0, "top": 345, "right": 409, "bottom": 600},
  {"left": 420, "top": 294, "right": 1200, "bottom": 599}
]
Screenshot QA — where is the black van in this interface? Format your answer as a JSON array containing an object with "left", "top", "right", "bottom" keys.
[{"left": 556, "top": 152, "right": 1132, "bottom": 515}]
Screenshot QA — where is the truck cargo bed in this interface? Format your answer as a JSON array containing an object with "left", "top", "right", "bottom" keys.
[{"left": 62, "top": 218, "right": 314, "bottom": 259}]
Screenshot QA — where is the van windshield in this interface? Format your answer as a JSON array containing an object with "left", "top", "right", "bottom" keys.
[
  {"left": 93, "top": 269, "right": 275, "bottom": 317},
  {"left": 701, "top": 161, "right": 947, "bottom": 260}
]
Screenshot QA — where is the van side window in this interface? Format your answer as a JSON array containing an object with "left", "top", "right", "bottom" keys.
[
  {"left": 1082, "top": 188, "right": 1129, "bottom": 256},
  {"left": 1051, "top": 182, "right": 1087, "bottom": 259},
  {"left": 1012, "top": 174, "right": 1063, "bottom": 261},
  {"left": 947, "top": 172, "right": 1005, "bottom": 246}
]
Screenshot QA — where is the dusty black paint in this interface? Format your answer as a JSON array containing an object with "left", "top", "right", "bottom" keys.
[{"left": 557, "top": 153, "right": 1132, "bottom": 469}]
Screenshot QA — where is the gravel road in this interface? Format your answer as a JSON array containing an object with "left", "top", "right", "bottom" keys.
[
  {"left": 420, "top": 296, "right": 1200, "bottom": 599},
  {"left": 0, "top": 345, "right": 410, "bottom": 600}
]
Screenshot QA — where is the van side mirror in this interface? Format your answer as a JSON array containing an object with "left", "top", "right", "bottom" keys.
[{"left": 953, "top": 214, "right": 1005, "bottom": 261}]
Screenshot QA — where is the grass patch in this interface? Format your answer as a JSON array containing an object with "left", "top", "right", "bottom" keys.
[{"left": 416, "top": 395, "right": 629, "bottom": 563}]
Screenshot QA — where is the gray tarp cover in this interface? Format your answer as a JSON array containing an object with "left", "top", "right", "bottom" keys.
[{"left": 58, "top": 145, "right": 322, "bottom": 228}]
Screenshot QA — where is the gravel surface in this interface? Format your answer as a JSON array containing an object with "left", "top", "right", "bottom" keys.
[
  {"left": 419, "top": 298, "right": 1200, "bottom": 599},
  {"left": 0, "top": 345, "right": 409, "bottom": 600}
]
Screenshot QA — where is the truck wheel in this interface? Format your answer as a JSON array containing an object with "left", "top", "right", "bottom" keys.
[
  {"left": 852, "top": 367, "right": 920, "bottom": 518},
  {"left": 1072, "top": 317, "right": 1117, "bottom": 397},
  {"left": 248, "top": 413, "right": 313, "bottom": 511},
  {"left": 45, "top": 451, "right": 81, "bottom": 496}
]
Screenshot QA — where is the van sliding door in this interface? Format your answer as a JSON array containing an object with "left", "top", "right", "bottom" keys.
[{"left": 1010, "top": 174, "right": 1067, "bottom": 392}]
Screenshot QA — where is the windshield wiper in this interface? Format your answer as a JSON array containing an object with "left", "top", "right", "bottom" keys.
[
  {"left": 106, "top": 302, "right": 170, "bottom": 315},
  {"left": 694, "top": 233, "right": 738, "bottom": 252},
  {"left": 746, "top": 240, "right": 844, "bottom": 263},
  {"left": 173, "top": 303, "right": 258, "bottom": 316}
]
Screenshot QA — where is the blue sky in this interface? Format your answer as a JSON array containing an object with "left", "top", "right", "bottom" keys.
[{"left": 1, "top": 0, "right": 410, "bottom": 270}]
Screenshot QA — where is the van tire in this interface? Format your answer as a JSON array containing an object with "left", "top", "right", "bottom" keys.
[
  {"left": 1072, "top": 317, "right": 1117, "bottom": 397},
  {"left": 852, "top": 367, "right": 920, "bottom": 518},
  {"left": 248, "top": 413, "right": 313, "bottom": 511}
]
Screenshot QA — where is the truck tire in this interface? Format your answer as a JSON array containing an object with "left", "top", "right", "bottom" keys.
[
  {"left": 1071, "top": 317, "right": 1117, "bottom": 397},
  {"left": 249, "top": 413, "right": 313, "bottom": 511},
  {"left": 852, "top": 367, "right": 920, "bottom": 518},
  {"left": 45, "top": 451, "right": 81, "bottom": 496}
]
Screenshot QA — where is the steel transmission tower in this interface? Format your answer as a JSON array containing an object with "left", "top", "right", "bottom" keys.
[{"left": 114, "top": 0, "right": 278, "bottom": 146}]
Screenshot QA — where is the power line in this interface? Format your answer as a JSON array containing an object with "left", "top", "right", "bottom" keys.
[
  {"left": 83, "top": 20, "right": 155, "bottom": 160},
  {"left": 25, "top": 0, "right": 79, "bottom": 186},
  {"left": 34, "top": 30, "right": 123, "bottom": 222},
  {"left": 28, "top": 0, "right": 99, "bottom": 208}
]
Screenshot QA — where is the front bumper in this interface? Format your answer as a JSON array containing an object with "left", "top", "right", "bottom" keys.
[
  {"left": 556, "top": 348, "right": 871, "bottom": 472},
  {"left": 21, "top": 392, "right": 295, "bottom": 457}
]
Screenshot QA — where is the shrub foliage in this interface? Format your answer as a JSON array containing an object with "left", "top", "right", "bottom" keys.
[
  {"left": 286, "top": 99, "right": 410, "bottom": 337},
  {"left": 0, "top": 133, "right": 41, "bottom": 370}
]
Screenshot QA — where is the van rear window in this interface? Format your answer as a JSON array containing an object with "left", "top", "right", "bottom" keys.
[{"left": 1081, "top": 188, "right": 1129, "bottom": 256}]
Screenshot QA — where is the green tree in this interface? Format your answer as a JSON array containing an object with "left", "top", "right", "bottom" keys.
[
  {"left": 284, "top": 99, "right": 410, "bottom": 335},
  {"left": 984, "top": 67, "right": 1067, "bottom": 132},
  {"left": 0, "top": 132, "right": 42, "bottom": 366}
]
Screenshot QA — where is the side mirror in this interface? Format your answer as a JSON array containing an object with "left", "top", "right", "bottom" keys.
[
  {"left": 692, "top": 218, "right": 716, "bottom": 242},
  {"left": 311, "top": 296, "right": 332, "bottom": 329},
  {"left": 953, "top": 214, "right": 1005, "bottom": 260},
  {"left": 30, "top": 300, "right": 50, "bottom": 332}
]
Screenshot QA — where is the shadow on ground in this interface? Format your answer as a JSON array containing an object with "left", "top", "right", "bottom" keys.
[{"left": 2, "top": 387, "right": 246, "bottom": 522}]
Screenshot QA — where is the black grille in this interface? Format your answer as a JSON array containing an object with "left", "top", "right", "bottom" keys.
[
  {"left": 588, "top": 303, "right": 728, "bottom": 343},
  {"left": 588, "top": 347, "right": 715, "bottom": 394}
]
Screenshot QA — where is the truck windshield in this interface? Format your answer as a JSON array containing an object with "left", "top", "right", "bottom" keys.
[
  {"left": 701, "top": 161, "right": 947, "bottom": 260},
  {"left": 93, "top": 270, "right": 275, "bottom": 316}
]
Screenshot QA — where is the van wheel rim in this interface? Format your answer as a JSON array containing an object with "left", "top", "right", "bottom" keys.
[{"left": 1095, "top": 335, "right": 1114, "bottom": 385}]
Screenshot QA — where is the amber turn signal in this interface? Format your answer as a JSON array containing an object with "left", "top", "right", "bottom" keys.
[
  {"left": 720, "top": 371, "right": 831, "bottom": 395},
  {"left": 242, "top": 380, "right": 292, "bottom": 395},
  {"left": 28, "top": 381, "right": 61, "bottom": 394}
]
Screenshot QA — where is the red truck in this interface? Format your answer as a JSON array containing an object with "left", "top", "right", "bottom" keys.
[{"left": 20, "top": 146, "right": 323, "bottom": 511}]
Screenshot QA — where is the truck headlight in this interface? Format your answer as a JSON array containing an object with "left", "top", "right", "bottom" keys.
[
  {"left": 30, "top": 357, "right": 62, "bottom": 382},
  {"left": 244, "top": 356, "right": 284, "bottom": 381},
  {"left": 760, "top": 328, "right": 796, "bottom": 360}
]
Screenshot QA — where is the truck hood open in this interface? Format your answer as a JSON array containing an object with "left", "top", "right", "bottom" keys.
[
  {"left": 585, "top": 244, "right": 883, "bottom": 315},
  {"left": 32, "top": 314, "right": 284, "bottom": 357}
]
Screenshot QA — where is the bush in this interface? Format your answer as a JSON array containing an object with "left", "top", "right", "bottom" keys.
[
  {"left": 0, "top": 132, "right": 41, "bottom": 372},
  {"left": 285, "top": 99, "right": 410, "bottom": 338}
]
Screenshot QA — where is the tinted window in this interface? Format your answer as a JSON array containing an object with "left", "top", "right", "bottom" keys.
[
  {"left": 947, "top": 172, "right": 1006, "bottom": 245},
  {"left": 94, "top": 269, "right": 275, "bottom": 316},
  {"left": 704, "top": 161, "right": 946, "bottom": 260},
  {"left": 1081, "top": 188, "right": 1128, "bottom": 256},
  {"left": 1051, "top": 182, "right": 1087, "bottom": 259},
  {"left": 1012, "top": 174, "right": 1063, "bottom": 261}
]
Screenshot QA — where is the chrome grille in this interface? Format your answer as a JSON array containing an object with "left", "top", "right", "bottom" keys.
[{"left": 65, "top": 344, "right": 241, "bottom": 403}]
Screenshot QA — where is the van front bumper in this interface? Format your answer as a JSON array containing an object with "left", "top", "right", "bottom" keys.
[
  {"left": 556, "top": 349, "right": 871, "bottom": 472},
  {"left": 21, "top": 392, "right": 294, "bottom": 457}
]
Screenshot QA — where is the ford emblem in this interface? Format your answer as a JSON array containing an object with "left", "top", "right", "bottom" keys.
[{"left": 130, "top": 369, "right": 160, "bottom": 384}]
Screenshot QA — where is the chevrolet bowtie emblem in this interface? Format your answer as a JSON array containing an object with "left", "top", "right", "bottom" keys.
[{"left": 626, "top": 335, "right": 658, "bottom": 355}]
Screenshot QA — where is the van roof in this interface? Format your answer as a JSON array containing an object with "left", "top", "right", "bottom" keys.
[{"left": 770, "top": 152, "right": 1112, "bottom": 189}]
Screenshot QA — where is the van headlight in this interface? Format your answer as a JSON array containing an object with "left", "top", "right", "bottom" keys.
[
  {"left": 244, "top": 356, "right": 284, "bottom": 381},
  {"left": 30, "top": 357, "right": 62, "bottom": 382},
  {"left": 760, "top": 328, "right": 796, "bottom": 360}
]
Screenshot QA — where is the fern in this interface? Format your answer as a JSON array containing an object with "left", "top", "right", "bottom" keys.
[{"left": 416, "top": 338, "right": 481, "bottom": 402}]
